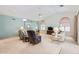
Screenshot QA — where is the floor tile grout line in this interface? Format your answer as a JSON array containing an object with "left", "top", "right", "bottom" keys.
[{"left": 59, "top": 47, "right": 62, "bottom": 54}]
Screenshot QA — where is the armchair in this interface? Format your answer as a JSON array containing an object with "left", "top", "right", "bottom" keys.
[
  {"left": 27, "top": 30, "right": 41, "bottom": 45},
  {"left": 18, "top": 29, "right": 29, "bottom": 42}
]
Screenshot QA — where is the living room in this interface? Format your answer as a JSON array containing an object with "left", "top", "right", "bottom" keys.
[{"left": 0, "top": 5, "right": 79, "bottom": 54}]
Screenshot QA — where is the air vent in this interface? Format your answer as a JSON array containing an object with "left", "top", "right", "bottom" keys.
[
  {"left": 12, "top": 18, "right": 16, "bottom": 20},
  {"left": 59, "top": 5, "right": 64, "bottom": 7}
]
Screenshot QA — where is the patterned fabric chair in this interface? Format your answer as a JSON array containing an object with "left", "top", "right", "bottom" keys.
[{"left": 18, "top": 30, "right": 29, "bottom": 42}]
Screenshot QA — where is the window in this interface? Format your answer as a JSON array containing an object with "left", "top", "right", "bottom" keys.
[
  {"left": 59, "top": 24, "right": 70, "bottom": 32},
  {"left": 40, "top": 24, "right": 46, "bottom": 30},
  {"left": 59, "top": 17, "right": 70, "bottom": 32}
]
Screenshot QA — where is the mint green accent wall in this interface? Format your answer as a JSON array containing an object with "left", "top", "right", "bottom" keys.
[
  {"left": 0, "top": 15, "right": 61, "bottom": 38},
  {"left": 0, "top": 15, "right": 38, "bottom": 38},
  {"left": 25, "top": 21, "right": 38, "bottom": 30},
  {"left": 0, "top": 15, "right": 23, "bottom": 38}
]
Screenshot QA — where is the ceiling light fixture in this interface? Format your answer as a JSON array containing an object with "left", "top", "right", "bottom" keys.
[
  {"left": 38, "top": 13, "right": 42, "bottom": 17},
  {"left": 37, "top": 7, "right": 42, "bottom": 18}
]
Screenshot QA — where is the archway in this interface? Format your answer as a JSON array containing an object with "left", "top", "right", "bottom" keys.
[{"left": 59, "top": 17, "right": 70, "bottom": 40}]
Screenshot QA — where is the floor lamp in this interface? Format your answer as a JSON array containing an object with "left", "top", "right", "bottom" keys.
[{"left": 22, "top": 19, "right": 27, "bottom": 29}]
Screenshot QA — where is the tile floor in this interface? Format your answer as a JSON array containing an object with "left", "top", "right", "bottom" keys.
[{"left": 0, "top": 34, "right": 79, "bottom": 54}]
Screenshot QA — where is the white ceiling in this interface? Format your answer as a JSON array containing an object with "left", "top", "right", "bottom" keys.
[{"left": 0, "top": 5, "right": 79, "bottom": 21}]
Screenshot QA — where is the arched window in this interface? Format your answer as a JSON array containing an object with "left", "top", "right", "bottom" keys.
[
  {"left": 40, "top": 24, "right": 46, "bottom": 30},
  {"left": 59, "top": 17, "right": 71, "bottom": 40},
  {"left": 59, "top": 17, "right": 70, "bottom": 32}
]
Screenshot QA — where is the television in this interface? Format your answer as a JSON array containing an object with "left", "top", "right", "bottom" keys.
[{"left": 48, "top": 27, "right": 53, "bottom": 30}]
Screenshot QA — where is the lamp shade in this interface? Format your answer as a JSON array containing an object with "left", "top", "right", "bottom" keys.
[
  {"left": 22, "top": 18, "right": 27, "bottom": 21},
  {"left": 20, "top": 26, "right": 24, "bottom": 30}
]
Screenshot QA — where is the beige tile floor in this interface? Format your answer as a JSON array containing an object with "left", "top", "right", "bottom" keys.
[{"left": 0, "top": 34, "right": 79, "bottom": 54}]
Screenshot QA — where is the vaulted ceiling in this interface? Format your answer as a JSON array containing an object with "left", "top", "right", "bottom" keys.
[{"left": 0, "top": 5, "right": 79, "bottom": 21}]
